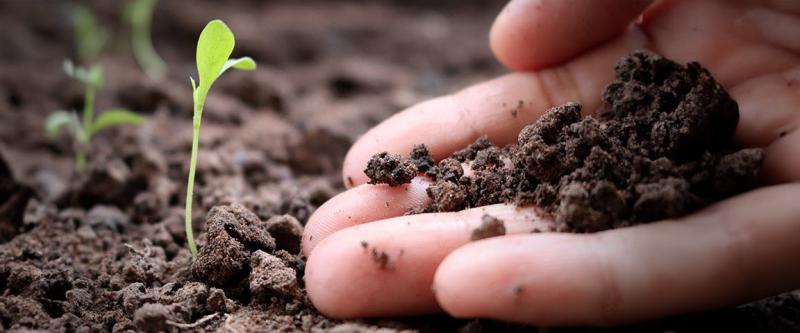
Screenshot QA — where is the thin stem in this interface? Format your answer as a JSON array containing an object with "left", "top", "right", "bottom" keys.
[
  {"left": 131, "top": 0, "right": 166, "bottom": 80},
  {"left": 76, "top": 145, "right": 86, "bottom": 172},
  {"left": 83, "top": 86, "right": 95, "bottom": 135},
  {"left": 184, "top": 100, "right": 203, "bottom": 257},
  {"left": 76, "top": 86, "right": 95, "bottom": 172}
]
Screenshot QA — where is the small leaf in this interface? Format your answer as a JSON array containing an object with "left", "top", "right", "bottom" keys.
[
  {"left": 90, "top": 109, "right": 144, "bottom": 135},
  {"left": 196, "top": 20, "right": 235, "bottom": 94},
  {"left": 86, "top": 64, "right": 103, "bottom": 88},
  {"left": 45, "top": 111, "right": 75, "bottom": 138},
  {"left": 220, "top": 56, "right": 256, "bottom": 76},
  {"left": 64, "top": 61, "right": 103, "bottom": 88},
  {"left": 63, "top": 60, "right": 76, "bottom": 77}
]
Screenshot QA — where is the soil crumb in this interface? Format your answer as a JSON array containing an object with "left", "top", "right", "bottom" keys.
[
  {"left": 410, "top": 144, "right": 436, "bottom": 176},
  {"left": 368, "top": 51, "right": 764, "bottom": 232},
  {"left": 471, "top": 214, "right": 506, "bottom": 241},
  {"left": 365, "top": 152, "right": 417, "bottom": 186},
  {"left": 191, "top": 203, "right": 275, "bottom": 287}
]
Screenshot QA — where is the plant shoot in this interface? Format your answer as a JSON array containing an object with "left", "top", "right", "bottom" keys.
[
  {"left": 185, "top": 20, "right": 256, "bottom": 256},
  {"left": 46, "top": 61, "right": 144, "bottom": 172},
  {"left": 124, "top": 0, "right": 167, "bottom": 80}
]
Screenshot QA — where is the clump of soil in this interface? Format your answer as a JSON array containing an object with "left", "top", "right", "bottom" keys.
[
  {"left": 365, "top": 152, "right": 417, "bottom": 186},
  {"left": 471, "top": 214, "right": 506, "bottom": 241},
  {"left": 368, "top": 51, "right": 764, "bottom": 232}
]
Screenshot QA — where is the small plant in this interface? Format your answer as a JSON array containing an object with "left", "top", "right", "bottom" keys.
[
  {"left": 124, "top": 0, "right": 167, "bottom": 80},
  {"left": 72, "top": 4, "right": 108, "bottom": 63},
  {"left": 46, "top": 61, "right": 144, "bottom": 172},
  {"left": 184, "top": 20, "right": 256, "bottom": 256}
]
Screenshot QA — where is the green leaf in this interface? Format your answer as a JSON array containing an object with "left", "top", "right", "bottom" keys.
[
  {"left": 220, "top": 56, "right": 256, "bottom": 76},
  {"left": 195, "top": 20, "right": 235, "bottom": 96},
  {"left": 63, "top": 60, "right": 103, "bottom": 88},
  {"left": 90, "top": 109, "right": 144, "bottom": 135},
  {"left": 45, "top": 111, "right": 76, "bottom": 138}
]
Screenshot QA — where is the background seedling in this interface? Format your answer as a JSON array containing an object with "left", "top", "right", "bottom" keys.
[
  {"left": 184, "top": 20, "right": 256, "bottom": 256},
  {"left": 124, "top": 0, "right": 167, "bottom": 80},
  {"left": 72, "top": 4, "right": 108, "bottom": 64},
  {"left": 46, "top": 61, "right": 144, "bottom": 172}
]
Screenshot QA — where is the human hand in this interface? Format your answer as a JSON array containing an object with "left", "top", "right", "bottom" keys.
[{"left": 302, "top": 0, "right": 800, "bottom": 326}]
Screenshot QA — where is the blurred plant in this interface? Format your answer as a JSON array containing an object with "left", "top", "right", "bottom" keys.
[
  {"left": 46, "top": 61, "right": 144, "bottom": 172},
  {"left": 184, "top": 20, "right": 256, "bottom": 256},
  {"left": 124, "top": 0, "right": 167, "bottom": 80},
  {"left": 72, "top": 4, "right": 109, "bottom": 63}
]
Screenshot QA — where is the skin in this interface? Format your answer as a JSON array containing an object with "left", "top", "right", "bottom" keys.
[{"left": 302, "top": 0, "right": 800, "bottom": 326}]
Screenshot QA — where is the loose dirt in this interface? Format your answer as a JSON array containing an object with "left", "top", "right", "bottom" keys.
[{"left": 367, "top": 51, "right": 764, "bottom": 233}]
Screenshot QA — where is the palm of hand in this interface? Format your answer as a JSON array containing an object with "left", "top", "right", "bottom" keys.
[{"left": 302, "top": 0, "right": 800, "bottom": 326}]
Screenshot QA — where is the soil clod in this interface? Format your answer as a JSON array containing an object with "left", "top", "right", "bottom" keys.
[
  {"left": 249, "top": 250, "right": 300, "bottom": 301},
  {"left": 471, "top": 214, "right": 506, "bottom": 241},
  {"left": 364, "top": 152, "right": 417, "bottom": 186},
  {"left": 191, "top": 203, "right": 275, "bottom": 287}
]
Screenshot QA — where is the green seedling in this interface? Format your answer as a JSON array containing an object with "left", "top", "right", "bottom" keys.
[
  {"left": 72, "top": 4, "right": 109, "bottom": 63},
  {"left": 185, "top": 20, "right": 256, "bottom": 256},
  {"left": 124, "top": 0, "right": 167, "bottom": 80},
  {"left": 46, "top": 61, "right": 144, "bottom": 172}
]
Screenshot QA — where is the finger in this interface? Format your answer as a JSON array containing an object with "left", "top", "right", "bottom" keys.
[
  {"left": 434, "top": 184, "right": 800, "bottom": 326},
  {"left": 732, "top": 66, "right": 800, "bottom": 148},
  {"left": 342, "top": 31, "right": 648, "bottom": 186},
  {"left": 763, "top": 128, "right": 800, "bottom": 184},
  {"left": 490, "top": 0, "right": 654, "bottom": 70},
  {"left": 639, "top": 0, "right": 800, "bottom": 86},
  {"left": 304, "top": 204, "right": 552, "bottom": 319},
  {"left": 302, "top": 177, "right": 431, "bottom": 255}
]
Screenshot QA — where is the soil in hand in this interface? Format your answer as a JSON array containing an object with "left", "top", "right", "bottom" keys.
[{"left": 367, "top": 51, "right": 764, "bottom": 232}]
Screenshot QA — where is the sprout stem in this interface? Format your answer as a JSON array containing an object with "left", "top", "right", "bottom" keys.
[
  {"left": 184, "top": 97, "right": 204, "bottom": 257},
  {"left": 130, "top": 0, "right": 166, "bottom": 80},
  {"left": 76, "top": 85, "right": 95, "bottom": 172},
  {"left": 76, "top": 146, "right": 87, "bottom": 172}
]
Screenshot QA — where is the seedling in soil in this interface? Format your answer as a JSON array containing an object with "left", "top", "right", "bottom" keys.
[
  {"left": 124, "top": 0, "right": 167, "bottom": 80},
  {"left": 46, "top": 60, "right": 144, "bottom": 172},
  {"left": 72, "top": 4, "right": 108, "bottom": 63},
  {"left": 184, "top": 20, "right": 256, "bottom": 256}
]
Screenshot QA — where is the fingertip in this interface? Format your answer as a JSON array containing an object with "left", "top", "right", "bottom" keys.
[
  {"left": 302, "top": 178, "right": 432, "bottom": 256},
  {"left": 433, "top": 236, "right": 534, "bottom": 320},
  {"left": 433, "top": 234, "right": 606, "bottom": 326}
]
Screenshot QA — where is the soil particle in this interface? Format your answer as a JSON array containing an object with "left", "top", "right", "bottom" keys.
[
  {"left": 249, "top": 250, "right": 300, "bottom": 301},
  {"left": 86, "top": 205, "right": 130, "bottom": 232},
  {"left": 191, "top": 203, "right": 275, "bottom": 287},
  {"left": 470, "top": 214, "right": 506, "bottom": 241},
  {"left": 265, "top": 214, "right": 304, "bottom": 254},
  {"left": 371, "top": 248, "right": 391, "bottom": 270},
  {"left": 122, "top": 240, "right": 168, "bottom": 285},
  {"left": 427, "top": 181, "right": 467, "bottom": 212},
  {"left": 365, "top": 152, "right": 417, "bottom": 186},
  {"left": 133, "top": 302, "right": 170, "bottom": 333},
  {"left": 373, "top": 51, "right": 764, "bottom": 233},
  {"left": 410, "top": 144, "right": 436, "bottom": 176},
  {"left": 435, "top": 158, "right": 464, "bottom": 183}
]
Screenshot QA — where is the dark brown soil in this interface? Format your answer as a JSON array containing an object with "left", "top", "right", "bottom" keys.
[
  {"left": 1, "top": 1, "right": 798, "bottom": 332},
  {"left": 369, "top": 51, "right": 764, "bottom": 233},
  {"left": 470, "top": 215, "right": 505, "bottom": 241},
  {"left": 365, "top": 152, "right": 417, "bottom": 187}
]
